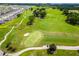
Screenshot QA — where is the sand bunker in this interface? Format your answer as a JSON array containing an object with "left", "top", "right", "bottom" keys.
[{"left": 24, "top": 33, "right": 30, "bottom": 37}]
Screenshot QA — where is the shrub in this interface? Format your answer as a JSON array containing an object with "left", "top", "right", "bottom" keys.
[
  {"left": 30, "top": 8, "right": 33, "bottom": 11},
  {"left": 63, "top": 9, "right": 69, "bottom": 15},
  {"left": 27, "top": 15, "right": 35, "bottom": 25},
  {"left": 66, "top": 17, "right": 76, "bottom": 25},
  {"left": 65, "top": 12, "right": 79, "bottom": 25},
  {"left": 33, "top": 8, "right": 47, "bottom": 19},
  {"left": 33, "top": 9, "right": 40, "bottom": 17},
  {"left": 17, "top": 14, "right": 21, "bottom": 17},
  {"left": 47, "top": 44, "right": 56, "bottom": 54},
  {"left": 39, "top": 10, "right": 46, "bottom": 19}
]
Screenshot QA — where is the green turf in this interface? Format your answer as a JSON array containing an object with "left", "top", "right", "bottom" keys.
[
  {"left": 0, "top": 6, "right": 79, "bottom": 55},
  {"left": 21, "top": 31, "right": 43, "bottom": 48},
  {"left": 20, "top": 50, "right": 79, "bottom": 56}
]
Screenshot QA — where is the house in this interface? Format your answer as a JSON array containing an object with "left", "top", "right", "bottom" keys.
[
  {"left": 0, "top": 20, "right": 4, "bottom": 24},
  {"left": 68, "top": 10, "right": 79, "bottom": 13}
]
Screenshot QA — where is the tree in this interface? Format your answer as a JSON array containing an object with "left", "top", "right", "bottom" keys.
[
  {"left": 40, "top": 8, "right": 46, "bottom": 11},
  {"left": 65, "top": 17, "right": 77, "bottom": 25},
  {"left": 77, "top": 50, "right": 79, "bottom": 54},
  {"left": 27, "top": 15, "right": 35, "bottom": 25},
  {"left": 47, "top": 44, "right": 56, "bottom": 54},
  {"left": 17, "top": 14, "right": 21, "bottom": 17},
  {"left": 7, "top": 47, "right": 12, "bottom": 50},
  {"left": 30, "top": 8, "right": 33, "bottom": 11},
  {"left": 3, "top": 52, "right": 6, "bottom": 55},
  {"left": 63, "top": 9, "right": 69, "bottom": 15},
  {"left": 33, "top": 9, "right": 40, "bottom": 17},
  {"left": 6, "top": 42, "right": 11, "bottom": 48},
  {"left": 65, "top": 13, "right": 79, "bottom": 25},
  {"left": 11, "top": 48, "right": 16, "bottom": 52},
  {"left": 39, "top": 8, "right": 47, "bottom": 19},
  {"left": 33, "top": 8, "right": 47, "bottom": 19},
  {"left": 39, "top": 10, "right": 46, "bottom": 19}
]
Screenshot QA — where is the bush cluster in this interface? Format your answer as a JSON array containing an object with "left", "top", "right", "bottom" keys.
[
  {"left": 47, "top": 44, "right": 56, "bottom": 54},
  {"left": 65, "top": 13, "right": 79, "bottom": 25},
  {"left": 33, "top": 8, "right": 47, "bottom": 19},
  {"left": 62, "top": 9, "right": 79, "bottom": 25},
  {"left": 27, "top": 8, "right": 47, "bottom": 26},
  {"left": 27, "top": 15, "right": 35, "bottom": 25}
]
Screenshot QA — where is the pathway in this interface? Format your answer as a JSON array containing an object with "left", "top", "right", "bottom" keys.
[
  {"left": 6, "top": 45, "right": 79, "bottom": 56},
  {"left": 0, "top": 26, "right": 15, "bottom": 46}
]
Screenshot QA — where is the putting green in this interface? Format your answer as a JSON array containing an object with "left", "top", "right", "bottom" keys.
[{"left": 21, "top": 31, "right": 44, "bottom": 48}]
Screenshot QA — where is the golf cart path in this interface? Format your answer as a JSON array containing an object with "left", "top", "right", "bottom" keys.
[
  {"left": 7, "top": 45, "right": 79, "bottom": 56},
  {"left": 0, "top": 17, "right": 25, "bottom": 46},
  {"left": 57, "top": 46, "right": 79, "bottom": 50},
  {"left": 0, "top": 26, "right": 15, "bottom": 46},
  {"left": 0, "top": 18, "right": 25, "bottom": 55}
]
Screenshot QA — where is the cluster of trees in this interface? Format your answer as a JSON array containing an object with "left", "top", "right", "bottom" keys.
[
  {"left": 5, "top": 42, "right": 16, "bottom": 52},
  {"left": 27, "top": 15, "right": 35, "bottom": 25},
  {"left": 27, "top": 8, "right": 47, "bottom": 26},
  {"left": 63, "top": 9, "right": 69, "bottom": 15},
  {"left": 65, "top": 12, "right": 79, "bottom": 25},
  {"left": 62, "top": 9, "right": 79, "bottom": 25},
  {"left": 47, "top": 44, "right": 56, "bottom": 54},
  {"left": 29, "top": 7, "right": 33, "bottom": 11},
  {"left": 17, "top": 14, "right": 21, "bottom": 17},
  {"left": 33, "top": 8, "right": 47, "bottom": 19}
]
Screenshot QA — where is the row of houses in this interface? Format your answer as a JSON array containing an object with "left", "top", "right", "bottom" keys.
[
  {"left": 68, "top": 10, "right": 79, "bottom": 13},
  {"left": 0, "top": 8, "right": 24, "bottom": 24},
  {"left": 0, "top": 5, "right": 14, "bottom": 16}
]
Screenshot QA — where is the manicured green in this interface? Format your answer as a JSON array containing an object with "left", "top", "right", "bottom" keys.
[{"left": 0, "top": 6, "right": 79, "bottom": 55}]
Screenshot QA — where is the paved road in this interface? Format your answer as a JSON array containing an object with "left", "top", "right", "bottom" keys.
[
  {"left": 57, "top": 46, "right": 79, "bottom": 50},
  {"left": 7, "top": 45, "right": 48, "bottom": 56},
  {"left": 6, "top": 45, "right": 79, "bottom": 56}
]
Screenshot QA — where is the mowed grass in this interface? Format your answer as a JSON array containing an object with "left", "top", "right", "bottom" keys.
[
  {"left": 21, "top": 31, "right": 43, "bottom": 48},
  {"left": 20, "top": 7, "right": 79, "bottom": 55},
  {"left": 19, "top": 8, "right": 79, "bottom": 46},
  {"left": 0, "top": 10, "right": 32, "bottom": 51},
  {"left": 20, "top": 50, "right": 79, "bottom": 56},
  {"left": 19, "top": 8, "right": 79, "bottom": 33},
  {"left": 0, "top": 10, "right": 27, "bottom": 49},
  {"left": 0, "top": 6, "right": 79, "bottom": 55},
  {"left": 0, "top": 10, "right": 26, "bottom": 41},
  {"left": 0, "top": 28, "right": 10, "bottom": 41}
]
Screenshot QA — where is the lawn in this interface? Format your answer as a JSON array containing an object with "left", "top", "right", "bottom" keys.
[
  {"left": 20, "top": 50, "right": 79, "bottom": 56},
  {"left": 0, "top": 6, "right": 79, "bottom": 55}
]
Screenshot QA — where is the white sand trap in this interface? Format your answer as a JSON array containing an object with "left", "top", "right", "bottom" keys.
[{"left": 24, "top": 33, "right": 30, "bottom": 37}]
